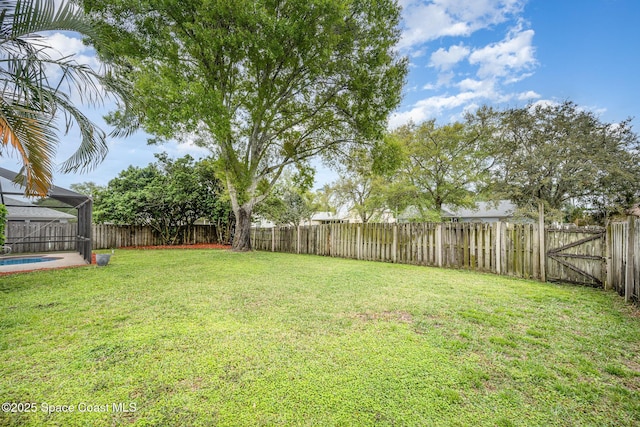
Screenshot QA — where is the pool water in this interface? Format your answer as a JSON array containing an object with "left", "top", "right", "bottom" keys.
[{"left": 0, "top": 256, "right": 59, "bottom": 266}]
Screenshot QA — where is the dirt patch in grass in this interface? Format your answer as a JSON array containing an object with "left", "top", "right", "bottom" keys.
[
  {"left": 623, "top": 359, "right": 640, "bottom": 374},
  {"left": 351, "top": 310, "right": 414, "bottom": 323}
]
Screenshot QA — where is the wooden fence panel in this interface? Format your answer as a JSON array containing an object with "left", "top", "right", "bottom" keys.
[
  {"left": 91, "top": 224, "right": 224, "bottom": 249},
  {"left": 5, "top": 222, "right": 77, "bottom": 253},
  {"left": 607, "top": 219, "right": 640, "bottom": 301}
]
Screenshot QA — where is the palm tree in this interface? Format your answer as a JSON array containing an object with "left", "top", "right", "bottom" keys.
[{"left": 0, "top": 0, "right": 126, "bottom": 195}]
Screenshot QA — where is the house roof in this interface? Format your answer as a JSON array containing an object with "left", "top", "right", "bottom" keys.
[
  {"left": 442, "top": 200, "right": 516, "bottom": 219},
  {"left": 0, "top": 167, "right": 89, "bottom": 207},
  {"left": 3, "top": 197, "right": 76, "bottom": 221},
  {"left": 311, "top": 211, "right": 344, "bottom": 221}
]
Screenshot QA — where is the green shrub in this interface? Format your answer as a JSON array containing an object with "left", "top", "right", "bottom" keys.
[{"left": 0, "top": 204, "right": 7, "bottom": 247}]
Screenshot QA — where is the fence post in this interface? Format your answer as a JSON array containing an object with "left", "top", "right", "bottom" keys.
[
  {"left": 435, "top": 223, "right": 443, "bottom": 267},
  {"left": 252, "top": 227, "right": 256, "bottom": 249},
  {"left": 495, "top": 222, "right": 502, "bottom": 275},
  {"left": 625, "top": 216, "right": 635, "bottom": 302},
  {"left": 357, "top": 224, "right": 362, "bottom": 260},
  {"left": 271, "top": 227, "right": 275, "bottom": 252},
  {"left": 605, "top": 221, "right": 613, "bottom": 290},
  {"left": 538, "top": 201, "right": 546, "bottom": 282},
  {"left": 392, "top": 224, "right": 398, "bottom": 263}
]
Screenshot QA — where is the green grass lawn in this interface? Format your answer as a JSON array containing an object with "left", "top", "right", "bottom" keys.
[{"left": 1, "top": 249, "right": 639, "bottom": 426}]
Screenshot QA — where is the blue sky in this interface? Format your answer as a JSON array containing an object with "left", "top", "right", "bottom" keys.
[{"left": 2, "top": 0, "right": 639, "bottom": 193}]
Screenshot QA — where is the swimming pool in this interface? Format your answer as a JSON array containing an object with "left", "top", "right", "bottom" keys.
[{"left": 0, "top": 256, "right": 60, "bottom": 266}]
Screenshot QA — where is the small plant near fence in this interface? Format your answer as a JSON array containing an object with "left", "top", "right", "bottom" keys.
[{"left": 0, "top": 204, "right": 7, "bottom": 247}]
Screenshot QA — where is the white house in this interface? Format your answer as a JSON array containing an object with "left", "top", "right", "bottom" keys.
[{"left": 305, "top": 211, "right": 348, "bottom": 225}]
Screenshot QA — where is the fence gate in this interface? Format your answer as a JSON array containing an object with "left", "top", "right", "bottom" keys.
[{"left": 545, "top": 227, "right": 606, "bottom": 286}]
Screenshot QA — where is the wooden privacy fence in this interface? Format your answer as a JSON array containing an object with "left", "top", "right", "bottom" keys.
[
  {"left": 253, "top": 220, "right": 640, "bottom": 303},
  {"left": 5, "top": 223, "right": 226, "bottom": 252},
  {"left": 91, "top": 224, "right": 224, "bottom": 249},
  {"left": 4, "top": 219, "right": 638, "bottom": 302},
  {"left": 5, "top": 222, "right": 77, "bottom": 252},
  {"left": 253, "top": 222, "right": 543, "bottom": 279}
]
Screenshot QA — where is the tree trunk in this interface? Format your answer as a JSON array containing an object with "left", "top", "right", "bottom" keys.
[{"left": 232, "top": 204, "right": 253, "bottom": 251}]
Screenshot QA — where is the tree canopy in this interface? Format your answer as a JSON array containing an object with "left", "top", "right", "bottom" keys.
[
  {"left": 83, "top": 0, "right": 407, "bottom": 250},
  {"left": 389, "top": 113, "right": 494, "bottom": 221},
  {"left": 255, "top": 172, "right": 317, "bottom": 227},
  {"left": 94, "top": 154, "right": 233, "bottom": 244},
  {"left": 488, "top": 101, "right": 640, "bottom": 222}
]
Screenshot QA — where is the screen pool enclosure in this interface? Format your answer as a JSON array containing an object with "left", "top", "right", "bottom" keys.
[{"left": 0, "top": 167, "right": 92, "bottom": 264}]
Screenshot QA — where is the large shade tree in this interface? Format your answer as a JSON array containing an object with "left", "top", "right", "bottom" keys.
[
  {"left": 0, "top": 0, "right": 126, "bottom": 195},
  {"left": 489, "top": 101, "right": 640, "bottom": 222},
  {"left": 83, "top": 0, "right": 407, "bottom": 251},
  {"left": 390, "top": 113, "right": 495, "bottom": 220}
]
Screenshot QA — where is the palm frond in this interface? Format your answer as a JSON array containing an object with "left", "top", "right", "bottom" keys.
[
  {"left": 53, "top": 90, "right": 108, "bottom": 173},
  {"left": 0, "top": 96, "right": 57, "bottom": 195},
  {"left": 0, "top": 0, "right": 131, "bottom": 194},
  {"left": 6, "top": 0, "right": 96, "bottom": 40}
]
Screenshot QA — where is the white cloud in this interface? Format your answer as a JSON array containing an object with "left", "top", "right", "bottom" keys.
[
  {"left": 404, "top": 15, "right": 539, "bottom": 127},
  {"left": 429, "top": 44, "right": 470, "bottom": 71},
  {"left": 457, "top": 78, "right": 493, "bottom": 93},
  {"left": 389, "top": 91, "right": 481, "bottom": 127},
  {"left": 399, "top": 4, "right": 469, "bottom": 51},
  {"left": 42, "top": 32, "right": 99, "bottom": 67},
  {"left": 392, "top": 74, "right": 542, "bottom": 128},
  {"left": 517, "top": 90, "right": 541, "bottom": 101},
  {"left": 436, "top": 71, "right": 455, "bottom": 86},
  {"left": 468, "top": 26, "right": 536, "bottom": 79},
  {"left": 399, "top": 0, "right": 527, "bottom": 52}
]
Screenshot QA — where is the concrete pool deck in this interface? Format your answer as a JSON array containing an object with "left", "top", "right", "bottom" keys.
[{"left": 0, "top": 252, "right": 88, "bottom": 274}]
